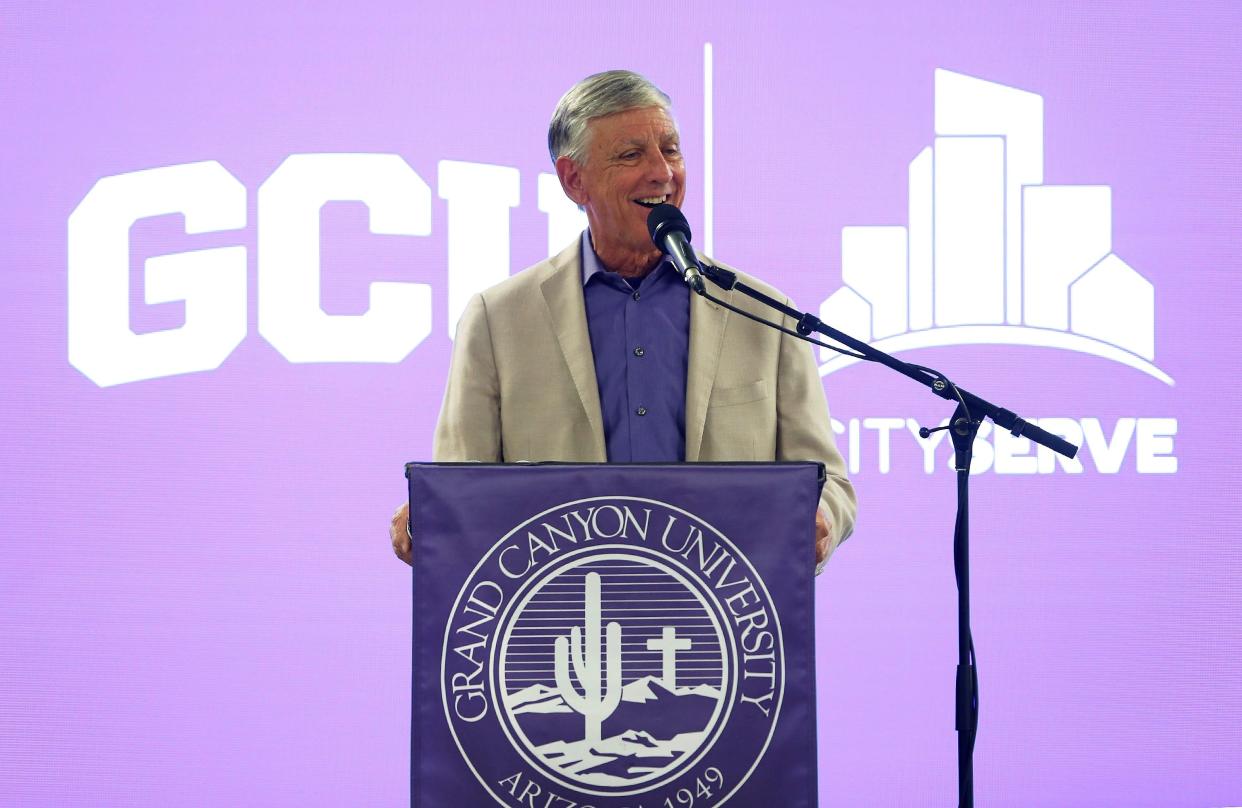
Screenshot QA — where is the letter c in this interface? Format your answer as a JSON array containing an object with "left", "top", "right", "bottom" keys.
[
  {"left": 498, "top": 544, "right": 532, "bottom": 579},
  {"left": 257, "top": 153, "right": 432, "bottom": 363}
]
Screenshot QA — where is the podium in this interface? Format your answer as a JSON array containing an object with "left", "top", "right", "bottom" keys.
[{"left": 406, "top": 462, "right": 824, "bottom": 807}]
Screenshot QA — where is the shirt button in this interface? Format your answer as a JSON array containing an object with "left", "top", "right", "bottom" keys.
[
  {"left": 633, "top": 346, "right": 645, "bottom": 357},
  {"left": 636, "top": 406, "right": 648, "bottom": 416},
  {"left": 632, "top": 291, "right": 641, "bottom": 301}
]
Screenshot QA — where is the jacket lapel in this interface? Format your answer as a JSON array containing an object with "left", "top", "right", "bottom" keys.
[
  {"left": 685, "top": 282, "right": 730, "bottom": 462},
  {"left": 540, "top": 241, "right": 607, "bottom": 461}
]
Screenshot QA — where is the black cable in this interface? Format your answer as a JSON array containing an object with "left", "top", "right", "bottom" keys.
[
  {"left": 698, "top": 287, "right": 870, "bottom": 361},
  {"left": 952, "top": 442, "right": 980, "bottom": 764},
  {"left": 908, "top": 363, "right": 974, "bottom": 425},
  {"left": 970, "top": 636, "right": 979, "bottom": 752}
]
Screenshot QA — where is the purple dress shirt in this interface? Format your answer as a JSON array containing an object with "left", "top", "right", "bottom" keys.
[{"left": 580, "top": 231, "right": 690, "bottom": 462}]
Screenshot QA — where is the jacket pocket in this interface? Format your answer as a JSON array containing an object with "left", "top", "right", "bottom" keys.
[{"left": 708, "top": 379, "right": 768, "bottom": 408}]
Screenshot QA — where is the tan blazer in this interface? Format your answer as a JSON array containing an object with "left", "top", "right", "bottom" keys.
[{"left": 433, "top": 239, "right": 856, "bottom": 556}]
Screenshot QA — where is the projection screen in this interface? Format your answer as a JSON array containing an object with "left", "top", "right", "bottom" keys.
[{"left": 2, "top": 2, "right": 1239, "bottom": 805}]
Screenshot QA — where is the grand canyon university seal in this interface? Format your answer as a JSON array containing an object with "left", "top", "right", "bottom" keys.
[{"left": 442, "top": 497, "right": 784, "bottom": 807}]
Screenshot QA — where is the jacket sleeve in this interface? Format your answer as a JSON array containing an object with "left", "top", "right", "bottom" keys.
[
  {"left": 775, "top": 302, "right": 857, "bottom": 569},
  {"left": 433, "top": 293, "right": 503, "bottom": 462}
]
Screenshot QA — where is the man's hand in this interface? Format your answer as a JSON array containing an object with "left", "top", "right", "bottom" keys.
[
  {"left": 390, "top": 503, "right": 413, "bottom": 566},
  {"left": 815, "top": 507, "right": 832, "bottom": 568}
]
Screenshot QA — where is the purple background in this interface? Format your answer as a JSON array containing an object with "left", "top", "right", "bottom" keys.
[{"left": 2, "top": 1, "right": 1240, "bottom": 805}]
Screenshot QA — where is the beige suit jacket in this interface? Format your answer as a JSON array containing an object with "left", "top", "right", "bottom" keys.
[{"left": 433, "top": 239, "right": 857, "bottom": 557}]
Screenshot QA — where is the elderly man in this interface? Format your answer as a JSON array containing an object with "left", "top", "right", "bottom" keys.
[{"left": 390, "top": 69, "right": 855, "bottom": 570}]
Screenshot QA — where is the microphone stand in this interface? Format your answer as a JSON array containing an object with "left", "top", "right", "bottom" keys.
[{"left": 696, "top": 262, "right": 1079, "bottom": 808}]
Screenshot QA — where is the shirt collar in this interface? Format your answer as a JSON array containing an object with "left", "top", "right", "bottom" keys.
[{"left": 579, "top": 229, "right": 672, "bottom": 286}]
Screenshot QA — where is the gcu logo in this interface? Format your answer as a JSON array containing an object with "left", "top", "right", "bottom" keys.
[
  {"left": 66, "top": 156, "right": 587, "bottom": 387},
  {"left": 443, "top": 497, "right": 782, "bottom": 806}
]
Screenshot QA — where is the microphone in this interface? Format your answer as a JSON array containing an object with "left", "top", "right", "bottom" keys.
[{"left": 646, "top": 203, "right": 706, "bottom": 294}]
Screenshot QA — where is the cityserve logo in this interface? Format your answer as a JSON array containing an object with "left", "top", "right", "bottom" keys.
[{"left": 821, "top": 70, "right": 1176, "bottom": 477}]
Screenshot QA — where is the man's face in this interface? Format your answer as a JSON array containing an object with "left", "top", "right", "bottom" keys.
[{"left": 557, "top": 106, "right": 686, "bottom": 261}]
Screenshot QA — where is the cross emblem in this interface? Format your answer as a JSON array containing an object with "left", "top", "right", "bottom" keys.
[{"left": 646, "top": 626, "right": 693, "bottom": 690}]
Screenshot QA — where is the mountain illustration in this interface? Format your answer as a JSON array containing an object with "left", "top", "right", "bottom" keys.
[
  {"left": 503, "top": 677, "right": 722, "bottom": 784},
  {"left": 506, "top": 683, "right": 573, "bottom": 714},
  {"left": 534, "top": 729, "right": 707, "bottom": 784}
]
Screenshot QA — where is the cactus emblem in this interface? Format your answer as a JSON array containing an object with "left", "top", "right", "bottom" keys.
[{"left": 554, "top": 572, "right": 622, "bottom": 744}]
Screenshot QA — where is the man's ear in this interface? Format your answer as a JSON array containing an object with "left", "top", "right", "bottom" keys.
[{"left": 555, "top": 156, "right": 588, "bottom": 206}]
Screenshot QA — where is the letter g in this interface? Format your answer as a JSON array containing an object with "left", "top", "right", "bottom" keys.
[{"left": 68, "top": 161, "right": 247, "bottom": 387}]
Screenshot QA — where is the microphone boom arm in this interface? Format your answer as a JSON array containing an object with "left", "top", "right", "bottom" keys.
[{"left": 698, "top": 262, "right": 1078, "bottom": 459}]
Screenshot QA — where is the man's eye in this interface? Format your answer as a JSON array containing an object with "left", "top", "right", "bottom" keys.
[{"left": 619, "top": 151, "right": 640, "bottom": 160}]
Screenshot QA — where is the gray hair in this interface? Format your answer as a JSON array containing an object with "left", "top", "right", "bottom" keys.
[{"left": 547, "top": 70, "right": 673, "bottom": 165}]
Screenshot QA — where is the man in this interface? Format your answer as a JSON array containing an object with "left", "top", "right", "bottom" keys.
[{"left": 390, "top": 69, "right": 855, "bottom": 570}]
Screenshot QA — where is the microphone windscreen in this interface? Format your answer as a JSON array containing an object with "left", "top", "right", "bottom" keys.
[{"left": 647, "top": 203, "right": 692, "bottom": 245}]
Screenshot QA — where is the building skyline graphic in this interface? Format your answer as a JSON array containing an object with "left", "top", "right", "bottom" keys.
[{"left": 818, "top": 69, "right": 1171, "bottom": 385}]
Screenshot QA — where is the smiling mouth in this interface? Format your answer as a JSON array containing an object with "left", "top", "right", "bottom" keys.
[{"left": 633, "top": 195, "right": 669, "bottom": 209}]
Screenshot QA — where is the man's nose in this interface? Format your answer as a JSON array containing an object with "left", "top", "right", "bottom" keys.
[{"left": 643, "top": 150, "right": 674, "bottom": 182}]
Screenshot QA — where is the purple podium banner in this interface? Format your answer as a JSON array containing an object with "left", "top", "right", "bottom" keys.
[{"left": 407, "top": 462, "right": 822, "bottom": 807}]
